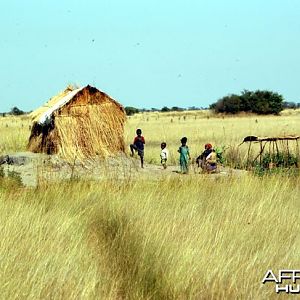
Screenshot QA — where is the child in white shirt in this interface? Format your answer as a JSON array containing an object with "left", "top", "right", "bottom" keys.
[{"left": 160, "top": 142, "right": 168, "bottom": 169}]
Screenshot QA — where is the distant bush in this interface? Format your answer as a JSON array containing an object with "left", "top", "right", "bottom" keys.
[
  {"left": 10, "top": 106, "right": 25, "bottom": 116},
  {"left": 210, "top": 90, "right": 284, "bottom": 115},
  {"left": 161, "top": 106, "right": 170, "bottom": 112},
  {"left": 283, "top": 101, "right": 300, "bottom": 109},
  {"left": 125, "top": 107, "right": 139, "bottom": 116},
  {"left": 170, "top": 106, "right": 184, "bottom": 112},
  {"left": 161, "top": 106, "right": 185, "bottom": 112}
]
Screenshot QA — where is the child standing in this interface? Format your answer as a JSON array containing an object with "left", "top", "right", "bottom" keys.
[
  {"left": 178, "top": 137, "right": 190, "bottom": 174},
  {"left": 160, "top": 142, "right": 168, "bottom": 169},
  {"left": 130, "top": 128, "right": 145, "bottom": 168}
]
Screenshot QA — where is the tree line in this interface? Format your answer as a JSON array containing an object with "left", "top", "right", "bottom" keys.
[
  {"left": 1, "top": 107, "right": 27, "bottom": 117},
  {"left": 126, "top": 90, "right": 300, "bottom": 116},
  {"left": 125, "top": 106, "right": 204, "bottom": 116}
]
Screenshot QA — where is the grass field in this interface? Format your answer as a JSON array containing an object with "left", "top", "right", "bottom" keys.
[
  {"left": 1, "top": 174, "right": 299, "bottom": 299},
  {"left": 0, "top": 110, "right": 300, "bottom": 299},
  {"left": 1, "top": 109, "right": 300, "bottom": 165}
]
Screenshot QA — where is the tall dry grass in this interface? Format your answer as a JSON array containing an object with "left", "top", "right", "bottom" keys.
[
  {"left": 0, "top": 174, "right": 299, "bottom": 299},
  {"left": 0, "top": 116, "right": 30, "bottom": 154},
  {"left": 0, "top": 111, "right": 300, "bottom": 299}
]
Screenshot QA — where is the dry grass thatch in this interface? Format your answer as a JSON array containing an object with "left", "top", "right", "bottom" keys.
[
  {"left": 28, "top": 85, "right": 126, "bottom": 160},
  {"left": 242, "top": 135, "right": 300, "bottom": 143}
]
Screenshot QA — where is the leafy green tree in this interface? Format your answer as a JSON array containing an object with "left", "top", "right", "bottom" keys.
[
  {"left": 223, "top": 94, "right": 241, "bottom": 113},
  {"left": 240, "top": 90, "right": 253, "bottom": 112},
  {"left": 211, "top": 90, "right": 284, "bottom": 115},
  {"left": 251, "top": 90, "right": 283, "bottom": 114}
]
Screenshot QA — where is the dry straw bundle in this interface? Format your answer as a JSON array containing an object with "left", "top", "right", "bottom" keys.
[{"left": 28, "top": 85, "right": 126, "bottom": 161}]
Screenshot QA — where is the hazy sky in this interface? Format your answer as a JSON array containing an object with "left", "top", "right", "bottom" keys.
[{"left": 0, "top": 0, "right": 299, "bottom": 112}]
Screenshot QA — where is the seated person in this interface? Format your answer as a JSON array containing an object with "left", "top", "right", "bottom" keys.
[
  {"left": 196, "top": 143, "right": 213, "bottom": 168},
  {"left": 205, "top": 149, "right": 217, "bottom": 172}
]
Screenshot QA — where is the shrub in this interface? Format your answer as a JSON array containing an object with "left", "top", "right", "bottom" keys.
[
  {"left": 210, "top": 90, "right": 284, "bottom": 115},
  {"left": 10, "top": 106, "right": 25, "bottom": 116},
  {"left": 7, "top": 170, "right": 23, "bottom": 187},
  {"left": 125, "top": 107, "right": 139, "bottom": 116},
  {"left": 261, "top": 152, "right": 298, "bottom": 169},
  {"left": 161, "top": 106, "right": 170, "bottom": 112}
]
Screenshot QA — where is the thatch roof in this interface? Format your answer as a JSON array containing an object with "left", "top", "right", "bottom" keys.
[
  {"left": 28, "top": 85, "right": 126, "bottom": 160},
  {"left": 242, "top": 135, "right": 300, "bottom": 143},
  {"left": 30, "top": 85, "right": 124, "bottom": 125},
  {"left": 30, "top": 86, "right": 84, "bottom": 125}
]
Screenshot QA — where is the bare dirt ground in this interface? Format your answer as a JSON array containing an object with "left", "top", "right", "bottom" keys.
[{"left": 1, "top": 152, "right": 247, "bottom": 187}]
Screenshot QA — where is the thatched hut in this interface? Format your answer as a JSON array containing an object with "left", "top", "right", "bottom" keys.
[{"left": 28, "top": 85, "right": 126, "bottom": 160}]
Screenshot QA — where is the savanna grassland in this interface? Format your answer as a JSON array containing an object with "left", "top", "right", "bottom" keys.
[
  {"left": 0, "top": 110, "right": 300, "bottom": 299},
  {"left": 1, "top": 109, "right": 300, "bottom": 165}
]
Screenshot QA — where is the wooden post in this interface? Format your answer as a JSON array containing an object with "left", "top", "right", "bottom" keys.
[
  {"left": 296, "top": 140, "right": 299, "bottom": 168},
  {"left": 259, "top": 141, "right": 263, "bottom": 165},
  {"left": 271, "top": 141, "right": 275, "bottom": 167},
  {"left": 286, "top": 140, "right": 290, "bottom": 168},
  {"left": 246, "top": 141, "right": 252, "bottom": 169},
  {"left": 275, "top": 141, "right": 279, "bottom": 156},
  {"left": 252, "top": 142, "right": 267, "bottom": 164}
]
